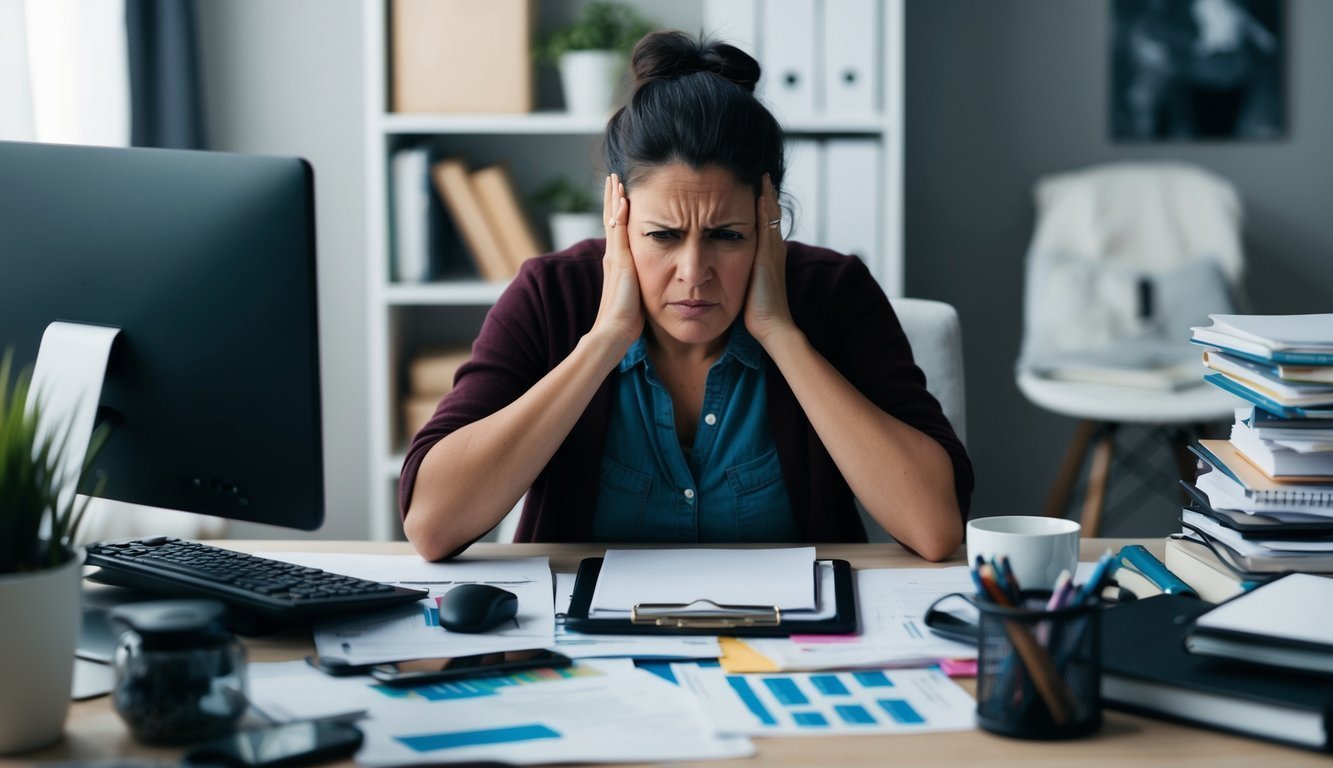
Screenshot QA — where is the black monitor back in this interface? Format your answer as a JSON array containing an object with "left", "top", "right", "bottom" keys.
[{"left": 0, "top": 141, "right": 324, "bottom": 530}]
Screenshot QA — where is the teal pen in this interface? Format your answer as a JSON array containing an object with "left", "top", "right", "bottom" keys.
[
  {"left": 993, "top": 554, "right": 1024, "bottom": 603},
  {"left": 1116, "top": 545, "right": 1199, "bottom": 598}
]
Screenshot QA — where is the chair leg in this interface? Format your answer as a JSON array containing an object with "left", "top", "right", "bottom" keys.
[
  {"left": 1043, "top": 420, "right": 1098, "bottom": 520},
  {"left": 1081, "top": 424, "right": 1118, "bottom": 538}
]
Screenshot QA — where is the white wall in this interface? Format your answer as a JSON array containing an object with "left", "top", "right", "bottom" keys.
[{"left": 195, "top": 0, "right": 369, "bottom": 540}]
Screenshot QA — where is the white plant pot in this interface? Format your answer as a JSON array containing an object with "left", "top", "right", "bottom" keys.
[
  {"left": 0, "top": 547, "right": 83, "bottom": 754},
  {"left": 558, "top": 50, "right": 623, "bottom": 116},
  {"left": 549, "top": 212, "right": 605, "bottom": 252}
]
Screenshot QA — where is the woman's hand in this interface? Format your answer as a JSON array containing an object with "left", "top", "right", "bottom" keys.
[
  {"left": 744, "top": 174, "right": 796, "bottom": 344},
  {"left": 590, "top": 173, "right": 643, "bottom": 349}
]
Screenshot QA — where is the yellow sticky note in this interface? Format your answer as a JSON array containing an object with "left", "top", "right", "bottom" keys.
[{"left": 718, "top": 637, "right": 780, "bottom": 673}]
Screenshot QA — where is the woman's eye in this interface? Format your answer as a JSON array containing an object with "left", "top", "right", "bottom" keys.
[
  {"left": 710, "top": 230, "right": 744, "bottom": 241},
  {"left": 646, "top": 230, "right": 678, "bottom": 241}
]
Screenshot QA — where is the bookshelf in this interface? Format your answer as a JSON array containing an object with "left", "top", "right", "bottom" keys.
[{"left": 363, "top": 0, "right": 905, "bottom": 541}]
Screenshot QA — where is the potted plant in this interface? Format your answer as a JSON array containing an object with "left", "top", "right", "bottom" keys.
[
  {"left": 538, "top": 2, "right": 654, "bottom": 116},
  {"left": 534, "top": 176, "right": 603, "bottom": 251},
  {"left": 0, "top": 349, "right": 105, "bottom": 754}
]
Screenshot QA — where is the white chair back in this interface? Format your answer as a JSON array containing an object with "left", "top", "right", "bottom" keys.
[{"left": 861, "top": 298, "right": 967, "bottom": 542}]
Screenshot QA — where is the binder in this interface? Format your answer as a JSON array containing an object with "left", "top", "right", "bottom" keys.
[
  {"left": 821, "top": 0, "right": 879, "bottom": 116},
  {"left": 702, "top": 0, "right": 757, "bottom": 55},
  {"left": 390, "top": 147, "right": 431, "bottom": 283},
  {"left": 783, "top": 139, "right": 823, "bottom": 245},
  {"left": 759, "top": 0, "right": 818, "bottom": 121},
  {"left": 824, "top": 138, "right": 882, "bottom": 272},
  {"left": 430, "top": 158, "right": 513, "bottom": 282},
  {"left": 565, "top": 557, "right": 857, "bottom": 636}
]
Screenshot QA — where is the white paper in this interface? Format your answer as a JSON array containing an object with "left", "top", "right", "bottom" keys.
[
  {"left": 1195, "top": 573, "right": 1333, "bottom": 643},
  {"left": 553, "top": 573, "right": 721, "bottom": 660},
  {"left": 260, "top": 553, "right": 555, "bottom": 665},
  {"left": 676, "top": 665, "right": 975, "bottom": 736},
  {"left": 351, "top": 662, "right": 752, "bottom": 766},
  {"left": 247, "top": 660, "right": 370, "bottom": 723},
  {"left": 590, "top": 547, "right": 817, "bottom": 612},
  {"left": 742, "top": 567, "right": 977, "bottom": 671}
]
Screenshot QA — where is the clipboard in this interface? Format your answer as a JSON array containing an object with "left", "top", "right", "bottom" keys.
[{"left": 564, "top": 557, "right": 857, "bottom": 637}]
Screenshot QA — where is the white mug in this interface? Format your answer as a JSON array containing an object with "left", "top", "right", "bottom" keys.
[{"left": 966, "top": 516, "right": 1080, "bottom": 592}]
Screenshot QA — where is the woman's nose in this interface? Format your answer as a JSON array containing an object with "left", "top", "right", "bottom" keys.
[{"left": 675, "top": 241, "right": 710, "bottom": 286}]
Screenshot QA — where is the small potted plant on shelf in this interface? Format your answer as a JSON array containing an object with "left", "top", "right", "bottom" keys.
[
  {"left": 538, "top": 2, "right": 655, "bottom": 116},
  {"left": 534, "top": 176, "right": 603, "bottom": 251},
  {"left": 0, "top": 349, "right": 106, "bottom": 754}
]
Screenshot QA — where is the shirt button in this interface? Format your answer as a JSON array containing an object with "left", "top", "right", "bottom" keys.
[
  {"left": 683, "top": 488, "right": 695, "bottom": 500},
  {"left": 704, "top": 413, "right": 717, "bottom": 426}
]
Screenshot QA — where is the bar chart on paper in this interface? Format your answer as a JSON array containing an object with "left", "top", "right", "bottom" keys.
[
  {"left": 374, "top": 665, "right": 601, "bottom": 702},
  {"left": 675, "top": 666, "right": 975, "bottom": 736}
]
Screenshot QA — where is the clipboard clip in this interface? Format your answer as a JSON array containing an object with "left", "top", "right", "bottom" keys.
[{"left": 630, "top": 600, "right": 781, "bottom": 629}]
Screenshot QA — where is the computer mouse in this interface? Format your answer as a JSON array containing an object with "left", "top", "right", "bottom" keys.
[{"left": 438, "top": 584, "right": 518, "bottom": 633}]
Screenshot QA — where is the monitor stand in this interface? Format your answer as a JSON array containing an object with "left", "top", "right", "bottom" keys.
[{"left": 30, "top": 321, "right": 121, "bottom": 519}]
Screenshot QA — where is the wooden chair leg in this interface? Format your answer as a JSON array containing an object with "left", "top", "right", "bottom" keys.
[
  {"left": 1043, "top": 420, "right": 1098, "bottom": 519},
  {"left": 1081, "top": 425, "right": 1117, "bottom": 538}
]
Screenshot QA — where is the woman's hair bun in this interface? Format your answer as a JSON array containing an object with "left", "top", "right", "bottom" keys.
[{"left": 630, "top": 30, "right": 760, "bottom": 93}]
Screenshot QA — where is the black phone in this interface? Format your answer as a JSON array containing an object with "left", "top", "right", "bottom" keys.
[
  {"left": 368, "top": 648, "right": 571, "bottom": 687},
  {"left": 181, "top": 720, "right": 362, "bottom": 768}
]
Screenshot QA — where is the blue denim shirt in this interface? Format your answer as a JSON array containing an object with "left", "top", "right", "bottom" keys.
[{"left": 592, "top": 323, "right": 796, "bottom": 542}]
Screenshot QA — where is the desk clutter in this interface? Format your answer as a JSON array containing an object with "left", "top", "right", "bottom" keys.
[
  {"left": 69, "top": 544, "right": 1333, "bottom": 764},
  {"left": 1173, "top": 313, "right": 1333, "bottom": 600}
]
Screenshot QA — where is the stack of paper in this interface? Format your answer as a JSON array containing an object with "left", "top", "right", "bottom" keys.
[{"left": 589, "top": 547, "right": 818, "bottom": 616}]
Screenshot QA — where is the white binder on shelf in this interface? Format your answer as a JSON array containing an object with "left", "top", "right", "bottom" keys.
[
  {"left": 390, "top": 146, "right": 431, "bottom": 283},
  {"left": 759, "top": 0, "right": 818, "bottom": 121},
  {"left": 783, "top": 138, "right": 824, "bottom": 247},
  {"left": 824, "top": 139, "right": 882, "bottom": 278},
  {"left": 703, "top": 0, "right": 757, "bottom": 56},
  {"left": 822, "top": 0, "right": 880, "bottom": 117}
]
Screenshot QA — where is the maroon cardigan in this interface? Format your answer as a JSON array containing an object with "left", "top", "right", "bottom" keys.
[{"left": 400, "top": 239, "right": 973, "bottom": 543}]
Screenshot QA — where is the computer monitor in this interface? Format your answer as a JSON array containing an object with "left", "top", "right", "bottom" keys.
[{"left": 0, "top": 140, "right": 324, "bottom": 531}]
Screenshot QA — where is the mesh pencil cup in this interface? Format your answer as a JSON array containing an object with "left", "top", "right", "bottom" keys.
[{"left": 975, "top": 591, "right": 1101, "bottom": 740}]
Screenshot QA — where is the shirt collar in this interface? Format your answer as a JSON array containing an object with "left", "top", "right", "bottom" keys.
[{"left": 619, "top": 322, "right": 764, "bottom": 373}]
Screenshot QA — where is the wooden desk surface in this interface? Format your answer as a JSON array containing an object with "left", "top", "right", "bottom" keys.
[{"left": 10, "top": 539, "right": 1329, "bottom": 767}]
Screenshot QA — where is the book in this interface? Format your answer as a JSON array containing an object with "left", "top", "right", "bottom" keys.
[
  {"left": 1186, "top": 573, "right": 1333, "bottom": 675},
  {"left": 1101, "top": 594, "right": 1333, "bottom": 752},
  {"left": 408, "top": 347, "right": 471, "bottom": 396},
  {"left": 1204, "top": 373, "right": 1333, "bottom": 420},
  {"left": 1231, "top": 416, "right": 1333, "bottom": 479},
  {"left": 390, "top": 147, "right": 432, "bottom": 283},
  {"left": 1182, "top": 481, "right": 1333, "bottom": 536},
  {"left": 430, "top": 158, "right": 514, "bottom": 282},
  {"left": 471, "top": 163, "right": 545, "bottom": 274},
  {"left": 1163, "top": 535, "right": 1256, "bottom": 603},
  {"left": 1181, "top": 516, "right": 1333, "bottom": 573},
  {"left": 402, "top": 394, "right": 442, "bottom": 440},
  {"left": 1277, "top": 363, "right": 1333, "bottom": 385},
  {"left": 1205, "top": 350, "right": 1333, "bottom": 401},
  {"left": 1191, "top": 313, "right": 1333, "bottom": 365},
  {"left": 1110, "top": 564, "right": 1164, "bottom": 600},
  {"left": 1192, "top": 439, "right": 1333, "bottom": 495}
]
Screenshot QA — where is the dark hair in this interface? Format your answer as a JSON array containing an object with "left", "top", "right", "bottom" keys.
[{"left": 604, "top": 31, "right": 785, "bottom": 198}]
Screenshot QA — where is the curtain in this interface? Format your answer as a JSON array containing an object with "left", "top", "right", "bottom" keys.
[{"left": 126, "top": 0, "right": 206, "bottom": 149}]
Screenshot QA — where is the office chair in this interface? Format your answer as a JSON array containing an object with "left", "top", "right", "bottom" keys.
[
  {"left": 860, "top": 297, "right": 966, "bottom": 543},
  {"left": 1016, "top": 162, "right": 1245, "bottom": 537}
]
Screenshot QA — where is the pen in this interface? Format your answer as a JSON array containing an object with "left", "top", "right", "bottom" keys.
[
  {"left": 1115, "top": 545, "right": 1198, "bottom": 598},
  {"left": 1044, "top": 569, "right": 1073, "bottom": 612},
  {"left": 993, "top": 554, "right": 1024, "bottom": 605},
  {"left": 970, "top": 555, "right": 989, "bottom": 600},
  {"left": 977, "top": 564, "right": 1013, "bottom": 607},
  {"left": 1071, "top": 550, "right": 1115, "bottom": 607}
]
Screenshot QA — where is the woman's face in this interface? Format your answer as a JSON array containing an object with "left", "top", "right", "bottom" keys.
[{"left": 627, "top": 163, "right": 757, "bottom": 355}]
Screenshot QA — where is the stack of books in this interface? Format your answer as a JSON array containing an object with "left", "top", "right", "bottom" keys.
[
  {"left": 1173, "top": 314, "right": 1333, "bottom": 600},
  {"left": 401, "top": 347, "right": 471, "bottom": 441}
]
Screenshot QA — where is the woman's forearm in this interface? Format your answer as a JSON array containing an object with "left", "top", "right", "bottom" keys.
[
  {"left": 761, "top": 327, "right": 964, "bottom": 561},
  {"left": 405, "top": 331, "right": 629, "bottom": 560}
]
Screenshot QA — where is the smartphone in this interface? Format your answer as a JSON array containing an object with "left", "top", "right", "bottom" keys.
[
  {"left": 182, "top": 720, "right": 362, "bottom": 768},
  {"left": 368, "top": 648, "right": 571, "bottom": 687}
]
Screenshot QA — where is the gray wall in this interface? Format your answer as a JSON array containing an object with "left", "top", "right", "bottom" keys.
[
  {"left": 196, "top": 0, "right": 369, "bottom": 540},
  {"left": 905, "top": 0, "right": 1333, "bottom": 534}
]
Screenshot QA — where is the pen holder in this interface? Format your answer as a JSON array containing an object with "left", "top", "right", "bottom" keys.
[{"left": 975, "top": 591, "right": 1101, "bottom": 740}]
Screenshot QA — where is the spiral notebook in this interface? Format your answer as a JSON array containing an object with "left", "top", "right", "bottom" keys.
[{"left": 1191, "top": 440, "right": 1333, "bottom": 506}]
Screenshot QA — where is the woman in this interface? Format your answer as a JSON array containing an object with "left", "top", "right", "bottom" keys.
[{"left": 401, "top": 31, "right": 972, "bottom": 561}]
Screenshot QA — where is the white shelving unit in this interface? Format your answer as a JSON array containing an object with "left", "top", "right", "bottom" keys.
[{"left": 363, "top": 0, "right": 904, "bottom": 541}]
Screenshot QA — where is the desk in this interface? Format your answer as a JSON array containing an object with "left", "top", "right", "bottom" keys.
[{"left": 10, "top": 539, "right": 1329, "bottom": 767}]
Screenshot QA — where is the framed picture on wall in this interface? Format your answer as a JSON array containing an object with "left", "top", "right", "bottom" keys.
[{"left": 1111, "top": 0, "right": 1284, "bottom": 140}]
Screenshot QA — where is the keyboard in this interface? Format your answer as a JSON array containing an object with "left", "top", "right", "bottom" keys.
[{"left": 86, "top": 537, "right": 428, "bottom": 626}]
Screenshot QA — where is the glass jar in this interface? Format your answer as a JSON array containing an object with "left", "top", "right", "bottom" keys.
[{"left": 110, "top": 599, "right": 248, "bottom": 744}]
